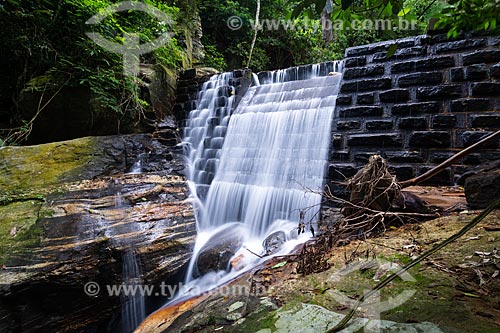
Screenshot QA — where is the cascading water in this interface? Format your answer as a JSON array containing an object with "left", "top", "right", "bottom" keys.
[
  {"left": 121, "top": 250, "right": 146, "bottom": 333},
  {"left": 178, "top": 61, "right": 343, "bottom": 299},
  {"left": 128, "top": 152, "right": 148, "bottom": 175},
  {"left": 108, "top": 179, "right": 146, "bottom": 333},
  {"left": 183, "top": 73, "right": 236, "bottom": 203}
]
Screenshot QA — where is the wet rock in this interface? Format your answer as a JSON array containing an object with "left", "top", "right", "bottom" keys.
[
  {"left": 398, "top": 72, "right": 442, "bottom": 87},
  {"left": 379, "top": 89, "right": 410, "bottom": 103},
  {"left": 343, "top": 65, "right": 384, "bottom": 79},
  {"left": 265, "top": 303, "right": 445, "bottom": 333},
  {"left": 196, "top": 226, "right": 245, "bottom": 276},
  {"left": 356, "top": 93, "right": 374, "bottom": 104},
  {"left": 432, "top": 115, "right": 456, "bottom": 128},
  {"left": 463, "top": 49, "right": 500, "bottom": 65},
  {"left": 471, "top": 82, "right": 500, "bottom": 96},
  {"left": 450, "top": 98, "right": 490, "bottom": 113},
  {"left": 344, "top": 56, "right": 366, "bottom": 68},
  {"left": 0, "top": 134, "right": 195, "bottom": 332},
  {"left": 416, "top": 85, "right": 463, "bottom": 100},
  {"left": 336, "top": 120, "right": 361, "bottom": 130},
  {"left": 392, "top": 191, "right": 431, "bottom": 214},
  {"left": 340, "top": 78, "right": 391, "bottom": 93},
  {"left": 365, "top": 120, "right": 393, "bottom": 131},
  {"left": 339, "top": 106, "right": 383, "bottom": 118},
  {"left": 399, "top": 117, "right": 427, "bottom": 129},
  {"left": 409, "top": 131, "right": 451, "bottom": 148},
  {"left": 348, "top": 133, "right": 402, "bottom": 147},
  {"left": 263, "top": 231, "right": 286, "bottom": 255},
  {"left": 335, "top": 95, "right": 352, "bottom": 105},
  {"left": 391, "top": 102, "right": 441, "bottom": 115},
  {"left": 465, "top": 160, "right": 500, "bottom": 209}
]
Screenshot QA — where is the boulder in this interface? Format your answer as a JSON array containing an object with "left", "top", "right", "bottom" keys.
[
  {"left": 0, "top": 134, "right": 195, "bottom": 332},
  {"left": 465, "top": 161, "right": 500, "bottom": 209},
  {"left": 196, "top": 225, "right": 245, "bottom": 276},
  {"left": 263, "top": 230, "right": 286, "bottom": 255}
]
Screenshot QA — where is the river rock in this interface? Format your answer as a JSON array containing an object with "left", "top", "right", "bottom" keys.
[
  {"left": 263, "top": 230, "right": 286, "bottom": 255},
  {"left": 465, "top": 160, "right": 500, "bottom": 209},
  {"left": 196, "top": 225, "right": 245, "bottom": 276}
]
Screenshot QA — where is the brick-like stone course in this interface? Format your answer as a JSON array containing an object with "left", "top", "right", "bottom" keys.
[
  {"left": 175, "top": 37, "right": 499, "bottom": 187},
  {"left": 332, "top": 33, "right": 500, "bottom": 186}
]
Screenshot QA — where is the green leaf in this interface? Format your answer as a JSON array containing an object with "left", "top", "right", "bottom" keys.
[
  {"left": 398, "top": 7, "right": 411, "bottom": 17},
  {"left": 341, "top": 0, "right": 354, "bottom": 10},
  {"left": 462, "top": 292, "right": 480, "bottom": 298},
  {"left": 272, "top": 261, "right": 287, "bottom": 269},
  {"left": 386, "top": 44, "right": 397, "bottom": 58}
]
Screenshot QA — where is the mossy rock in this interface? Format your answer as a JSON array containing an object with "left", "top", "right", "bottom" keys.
[
  {"left": 0, "top": 200, "right": 43, "bottom": 264},
  {"left": 0, "top": 137, "right": 96, "bottom": 199},
  {"left": 0, "top": 133, "right": 165, "bottom": 264}
]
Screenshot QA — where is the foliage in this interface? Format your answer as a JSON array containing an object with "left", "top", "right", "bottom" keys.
[
  {"left": 196, "top": 0, "right": 453, "bottom": 71},
  {"left": 1, "top": 0, "right": 498, "bottom": 145},
  {"left": 0, "top": 0, "right": 187, "bottom": 144},
  {"left": 293, "top": 0, "right": 499, "bottom": 41},
  {"left": 291, "top": 0, "right": 424, "bottom": 39},
  {"left": 203, "top": 45, "right": 228, "bottom": 71},
  {"left": 433, "top": 0, "right": 500, "bottom": 38},
  {"left": 197, "top": 0, "right": 349, "bottom": 71}
]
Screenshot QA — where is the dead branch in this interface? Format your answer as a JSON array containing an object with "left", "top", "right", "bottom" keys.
[
  {"left": 323, "top": 189, "right": 437, "bottom": 218},
  {"left": 400, "top": 130, "right": 500, "bottom": 188}
]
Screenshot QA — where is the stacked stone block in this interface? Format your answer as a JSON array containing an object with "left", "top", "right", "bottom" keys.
[{"left": 331, "top": 34, "right": 500, "bottom": 185}]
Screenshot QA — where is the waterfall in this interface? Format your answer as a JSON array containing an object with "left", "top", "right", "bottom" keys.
[
  {"left": 121, "top": 250, "right": 146, "bottom": 333},
  {"left": 179, "top": 61, "right": 343, "bottom": 295},
  {"left": 183, "top": 73, "right": 236, "bottom": 203},
  {"left": 128, "top": 152, "right": 148, "bottom": 175},
  {"left": 107, "top": 179, "right": 146, "bottom": 333}
]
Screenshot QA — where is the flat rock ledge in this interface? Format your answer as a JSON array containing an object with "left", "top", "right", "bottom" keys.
[{"left": 0, "top": 133, "right": 195, "bottom": 332}]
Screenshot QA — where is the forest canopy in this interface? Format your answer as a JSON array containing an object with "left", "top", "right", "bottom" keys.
[{"left": 0, "top": 0, "right": 498, "bottom": 145}]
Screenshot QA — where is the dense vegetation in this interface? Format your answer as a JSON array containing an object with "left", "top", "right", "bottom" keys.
[
  {"left": 0, "top": 0, "right": 191, "bottom": 144},
  {"left": 200, "top": 0, "right": 440, "bottom": 72},
  {"left": 0, "top": 0, "right": 498, "bottom": 145},
  {"left": 199, "top": 0, "right": 498, "bottom": 72}
]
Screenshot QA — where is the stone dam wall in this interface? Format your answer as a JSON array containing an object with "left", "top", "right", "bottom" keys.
[
  {"left": 331, "top": 34, "right": 500, "bottom": 186},
  {"left": 173, "top": 34, "right": 500, "bottom": 186}
]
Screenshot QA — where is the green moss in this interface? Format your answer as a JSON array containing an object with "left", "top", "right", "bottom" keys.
[
  {"left": 0, "top": 137, "right": 97, "bottom": 201},
  {"left": 40, "top": 209, "right": 55, "bottom": 218},
  {"left": 0, "top": 137, "right": 104, "bottom": 265},
  {"left": 234, "top": 309, "right": 278, "bottom": 332},
  {"left": 0, "top": 201, "right": 43, "bottom": 264},
  {"left": 383, "top": 253, "right": 413, "bottom": 265}
]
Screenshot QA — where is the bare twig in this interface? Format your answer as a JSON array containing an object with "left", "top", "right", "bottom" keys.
[{"left": 400, "top": 130, "right": 500, "bottom": 188}]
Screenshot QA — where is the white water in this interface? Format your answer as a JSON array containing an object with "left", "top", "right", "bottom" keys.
[
  {"left": 121, "top": 250, "right": 146, "bottom": 333},
  {"left": 183, "top": 72, "right": 236, "bottom": 202},
  {"left": 128, "top": 153, "right": 148, "bottom": 175},
  {"left": 109, "top": 179, "right": 146, "bottom": 333},
  {"left": 200, "top": 75, "right": 341, "bottom": 235},
  {"left": 176, "top": 62, "right": 343, "bottom": 302}
]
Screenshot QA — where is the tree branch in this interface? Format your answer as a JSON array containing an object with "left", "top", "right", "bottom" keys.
[{"left": 400, "top": 130, "right": 500, "bottom": 188}]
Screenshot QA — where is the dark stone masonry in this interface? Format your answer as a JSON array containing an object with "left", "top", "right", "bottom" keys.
[
  {"left": 332, "top": 34, "right": 500, "bottom": 186},
  {"left": 173, "top": 34, "right": 500, "bottom": 187},
  {"left": 172, "top": 68, "right": 252, "bottom": 129}
]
